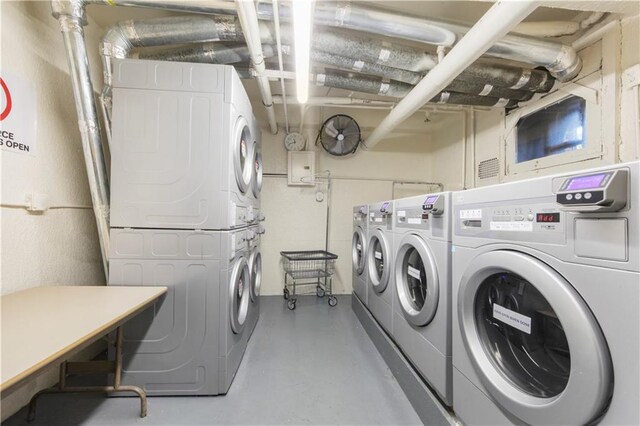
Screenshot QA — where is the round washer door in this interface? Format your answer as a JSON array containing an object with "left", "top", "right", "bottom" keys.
[
  {"left": 249, "top": 248, "right": 262, "bottom": 303},
  {"left": 252, "top": 147, "right": 263, "bottom": 198},
  {"left": 352, "top": 227, "right": 367, "bottom": 276},
  {"left": 458, "top": 250, "right": 612, "bottom": 425},
  {"left": 233, "top": 117, "right": 253, "bottom": 194},
  {"left": 394, "top": 234, "right": 439, "bottom": 326},
  {"left": 367, "top": 229, "right": 391, "bottom": 293},
  {"left": 229, "top": 256, "right": 250, "bottom": 334}
]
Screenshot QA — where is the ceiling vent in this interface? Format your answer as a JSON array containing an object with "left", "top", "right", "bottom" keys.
[{"left": 478, "top": 158, "right": 500, "bottom": 180}]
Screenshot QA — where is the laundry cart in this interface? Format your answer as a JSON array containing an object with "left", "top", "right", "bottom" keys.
[{"left": 280, "top": 250, "right": 338, "bottom": 310}]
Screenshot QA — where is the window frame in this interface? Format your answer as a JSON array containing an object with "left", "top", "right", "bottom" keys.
[{"left": 504, "top": 72, "right": 602, "bottom": 176}]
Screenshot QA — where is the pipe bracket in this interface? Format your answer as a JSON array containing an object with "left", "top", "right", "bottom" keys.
[
  {"left": 58, "top": 15, "right": 84, "bottom": 34},
  {"left": 51, "top": 0, "right": 87, "bottom": 25}
]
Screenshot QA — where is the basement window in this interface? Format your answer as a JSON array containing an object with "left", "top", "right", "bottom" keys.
[{"left": 515, "top": 96, "right": 586, "bottom": 163}]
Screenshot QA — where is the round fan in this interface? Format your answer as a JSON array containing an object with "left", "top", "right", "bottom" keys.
[{"left": 319, "top": 114, "right": 361, "bottom": 156}]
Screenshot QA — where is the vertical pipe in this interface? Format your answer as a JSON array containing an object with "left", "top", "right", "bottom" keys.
[
  {"left": 363, "top": 1, "right": 538, "bottom": 149},
  {"left": 56, "top": 14, "right": 110, "bottom": 277},
  {"left": 272, "top": 0, "right": 289, "bottom": 133},
  {"left": 236, "top": 0, "right": 278, "bottom": 134}
]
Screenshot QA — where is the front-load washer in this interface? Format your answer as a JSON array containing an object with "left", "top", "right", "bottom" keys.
[
  {"left": 367, "top": 200, "right": 394, "bottom": 333},
  {"left": 392, "top": 192, "right": 452, "bottom": 406},
  {"left": 246, "top": 223, "right": 264, "bottom": 340},
  {"left": 108, "top": 227, "right": 251, "bottom": 395},
  {"left": 249, "top": 115, "right": 263, "bottom": 211},
  {"left": 110, "top": 58, "right": 255, "bottom": 230},
  {"left": 352, "top": 204, "right": 369, "bottom": 306},
  {"left": 451, "top": 161, "right": 639, "bottom": 425}
]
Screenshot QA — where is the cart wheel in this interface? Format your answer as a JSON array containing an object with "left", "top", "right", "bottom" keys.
[
  {"left": 283, "top": 288, "right": 290, "bottom": 300},
  {"left": 328, "top": 296, "right": 338, "bottom": 307},
  {"left": 287, "top": 299, "right": 296, "bottom": 310},
  {"left": 316, "top": 287, "right": 325, "bottom": 298}
]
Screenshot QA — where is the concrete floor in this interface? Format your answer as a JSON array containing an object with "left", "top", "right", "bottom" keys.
[{"left": 4, "top": 295, "right": 422, "bottom": 425}]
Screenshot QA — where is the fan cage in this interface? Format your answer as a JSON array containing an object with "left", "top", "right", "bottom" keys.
[{"left": 318, "top": 114, "right": 362, "bottom": 156}]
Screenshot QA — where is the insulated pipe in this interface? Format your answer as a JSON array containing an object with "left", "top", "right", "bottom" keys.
[
  {"left": 260, "top": 2, "right": 580, "bottom": 82},
  {"left": 311, "top": 53, "right": 536, "bottom": 101},
  {"left": 138, "top": 43, "right": 275, "bottom": 64},
  {"left": 51, "top": 11, "right": 110, "bottom": 277},
  {"left": 236, "top": 0, "right": 278, "bottom": 134},
  {"left": 363, "top": 1, "right": 539, "bottom": 149},
  {"left": 279, "top": 27, "right": 556, "bottom": 93},
  {"left": 315, "top": 70, "right": 519, "bottom": 107}
]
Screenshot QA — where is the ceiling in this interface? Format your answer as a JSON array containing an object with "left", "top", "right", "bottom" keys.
[{"left": 84, "top": 1, "right": 638, "bottom": 151}]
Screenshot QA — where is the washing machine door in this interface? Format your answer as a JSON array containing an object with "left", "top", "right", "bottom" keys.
[
  {"left": 229, "top": 257, "right": 250, "bottom": 334},
  {"left": 252, "top": 148, "right": 263, "bottom": 199},
  {"left": 233, "top": 117, "right": 253, "bottom": 194},
  {"left": 368, "top": 229, "right": 391, "bottom": 293},
  {"left": 394, "top": 234, "right": 439, "bottom": 326},
  {"left": 249, "top": 248, "right": 262, "bottom": 303},
  {"left": 458, "top": 250, "right": 613, "bottom": 425},
  {"left": 352, "top": 227, "right": 366, "bottom": 276}
]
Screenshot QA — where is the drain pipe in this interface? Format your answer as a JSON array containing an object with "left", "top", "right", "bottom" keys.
[
  {"left": 236, "top": 0, "right": 278, "bottom": 134},
  {"left": 363, "top": 1, "right": 539, "bottom": 149},
  {"left": 51, "top": 2, "right": 110, "bottom": 277}
]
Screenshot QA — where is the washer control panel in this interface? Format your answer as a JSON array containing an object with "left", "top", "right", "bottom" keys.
[
  {"left": 556, "top": 169, "right": 628, "bottom": 212},
  {"left": 422, "top": 194, "right": 444, "bottom": 215}
]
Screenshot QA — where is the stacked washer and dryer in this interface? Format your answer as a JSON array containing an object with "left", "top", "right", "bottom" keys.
[{"left": 107, "top": 59, "right": 263, "bottom": 395}]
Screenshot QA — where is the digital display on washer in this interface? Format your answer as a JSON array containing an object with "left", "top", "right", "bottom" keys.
[
  {"left": 565, "top": 173, "right": 607, "bottom": 190},
  {"left": 536, "top": 213, "right": 560, "bottom": 223},
  {"left": 381, "top": 202, "right": 390, "bottom": 211},
  {"left": 424, "top": 196, "right": 438, "bottom": 205}
]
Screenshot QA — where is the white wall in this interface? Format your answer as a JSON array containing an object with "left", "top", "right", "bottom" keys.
[
  {"left": 257, "top": 114, "right": 438, "bottom": 296},
  {"left": 1, "top": 2, "right": 106, "bottom": 420}
]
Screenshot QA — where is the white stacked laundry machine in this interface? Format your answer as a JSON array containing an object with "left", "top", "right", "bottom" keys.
[{"left": 108, "top": 59, "right": 263, "bottom": 395}]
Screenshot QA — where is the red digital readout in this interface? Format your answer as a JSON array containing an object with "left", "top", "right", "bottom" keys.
[{"left": 536, "top": 213, "right": 560, "bottom": 223}]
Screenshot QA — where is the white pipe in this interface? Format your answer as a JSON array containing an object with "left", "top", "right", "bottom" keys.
[
  {"left": 272, "top": 96, "right": 490, "bottom": 113},
  {"left": 471, "top": 110, "right": 476, "bottom": 188},
  {"left": 363, "top": 1, "right": 539, "bottom": 150},
  {"left": 236, "top": 0, "right": 278, "bottom": 134},
  {"left": 272, "top": 0, "right": 289, "bottom": 133},
  {"left": 298, "top": 104, "right": 309, "bottom": 133},
  {"left": 514, "top": 12, "right": 605, "bottom": 37},
  {"left": 572, "top": 19, "right": 619, "bottom": 51},
  {"left": 461, "top": 110, "right": 467, "bottom": 190}
]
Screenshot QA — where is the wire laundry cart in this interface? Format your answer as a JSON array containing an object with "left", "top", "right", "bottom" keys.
[{"left": 280, "top": 250, "right": 338, "bottom": 310}]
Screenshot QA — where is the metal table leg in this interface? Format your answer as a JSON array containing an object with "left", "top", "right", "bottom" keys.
[{"left": 27, "top": 326, "right": 147, "bottom": 422}]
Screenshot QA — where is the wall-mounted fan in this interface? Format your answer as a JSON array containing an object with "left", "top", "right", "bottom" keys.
[{"left": 318, "top": 114, "right": 361, "bottom": 156}]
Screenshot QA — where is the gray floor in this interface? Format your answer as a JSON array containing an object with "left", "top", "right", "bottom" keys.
[{"left": 5, "top": 295, "right": 422, "bottom": 425}]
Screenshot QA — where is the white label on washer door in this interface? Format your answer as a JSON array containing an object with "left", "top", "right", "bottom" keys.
[
  {"left": 408, "top": 218, "right": 422, "bottom": 224},
  {"left": 407, "top": 266, "right": 421, "bottom": 280},
  {"left": 374, "top": 251, "right": 382, "bottom": 260},
  {"left": 490, "top": 222, "right": 533, "bottom": 232},
  {"left": 356, "top": 244, "right": 362, "bottom": 250},
  {"left": 493, "top": 304, "right": 531, "bottom": 334},
  {"left": 460, "top": 209, "right": 482, "bottom": 219}
]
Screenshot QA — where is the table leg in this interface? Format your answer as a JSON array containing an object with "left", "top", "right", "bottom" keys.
[{"left": 26, "top": 326, "right": 147, "bottom": 422}]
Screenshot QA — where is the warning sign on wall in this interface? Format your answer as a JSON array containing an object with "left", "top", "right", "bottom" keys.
[{"left": 0, "top": 71, "right": 37, "bottom": 155}]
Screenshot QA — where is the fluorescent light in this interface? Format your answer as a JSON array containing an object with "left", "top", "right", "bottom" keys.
[{"left": 293, "top": 0, "right": 313, "bottom": 104}]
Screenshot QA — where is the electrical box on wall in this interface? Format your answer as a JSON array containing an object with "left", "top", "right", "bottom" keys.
[{"left": 288, "top": 151, "right": 315, "bottom": 186}]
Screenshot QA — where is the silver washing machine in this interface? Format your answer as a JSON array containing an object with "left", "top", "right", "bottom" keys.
[
  {"left": 108, "top": 227, "right": 251, "bottom": 395},
  {"left": 367, "top": 200, "right": 394, "bottom": 333},
  {"left": 352, "top": 204, "right": 369, "bottom": 306},
  {"left": 452, "top": 161, "right": 639, "bottom": 425},
  {"left": 392, "top": 192, "right": 452, "bottom": 406},
  {"left": 110, "top": 59, "right": 257, "bottom": 230},
  {"left": 246, "top": 223, "right": 264, "bottom": 340}
]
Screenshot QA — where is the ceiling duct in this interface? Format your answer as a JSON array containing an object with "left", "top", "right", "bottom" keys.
[
  {"left": 138, "top": 43, "right": 276, "bottom": 64},
  {"left": 315, "top": 70, "right": 518, "bottom": 108},
  {"left": 257, "top": 1, "right": 582, "bottom": 82}
]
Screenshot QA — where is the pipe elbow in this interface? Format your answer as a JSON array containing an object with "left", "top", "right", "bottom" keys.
[
  {"left": 51, "top": 0, "right": 86, "bottom": 24},
  {"left": 100, "top": 22, "right": 134, "bottom": 59},
  {"left": 549, "top": 45, "right": 582, "bottom": 82}
]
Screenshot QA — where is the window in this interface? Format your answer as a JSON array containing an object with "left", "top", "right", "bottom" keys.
[{"left": 516, "top": 96, "right": 586, "bottom": 163}]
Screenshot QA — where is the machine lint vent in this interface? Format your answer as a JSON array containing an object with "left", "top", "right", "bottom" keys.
[{"left": 478, "top": 158, "right": 499, "bottom": 179}]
